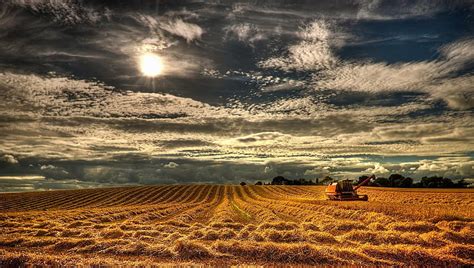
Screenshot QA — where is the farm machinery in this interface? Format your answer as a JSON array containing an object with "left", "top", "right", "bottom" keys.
[{"left": 325, "top": 175, "right": 374, "bottom": 201}]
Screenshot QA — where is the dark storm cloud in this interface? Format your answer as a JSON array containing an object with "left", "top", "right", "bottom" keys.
[{"left": 0, "top": 0, "right": 473, "bottom": 191}]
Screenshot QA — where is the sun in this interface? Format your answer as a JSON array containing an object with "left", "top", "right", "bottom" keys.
[{"left": 139, "top": 53, "right": 164, "bottom": 77}]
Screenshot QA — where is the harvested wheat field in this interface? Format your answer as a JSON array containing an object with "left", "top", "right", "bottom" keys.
[{"left": 0, "top": 185, "right": 473, "bottom": 266}]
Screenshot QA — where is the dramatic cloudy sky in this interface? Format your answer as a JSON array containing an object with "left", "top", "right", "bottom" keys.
[{"left": 1, "top": 0, "right": 473, "bottom": 191}]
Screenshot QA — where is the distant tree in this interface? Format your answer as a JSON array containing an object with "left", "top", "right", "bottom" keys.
[
  {"left": 373, "top": 177, "right": 390, "bottom": 187},
  {"left": 240, "top": 182, "right": 247, "bottom": 186},
  {"left": 455, "top": 179, "right": 469, "bottom": 188},
  {"left": 358, "top": 174, "right": 462, "bottom": 188},
  {"left": 271, "top": 176, "right": 288, "bottom": 185},
  {"left": 358, "top": 175, "right": 369, "bottom": 185},
  {"left": 255, "top": 181, "right": 263, "bottom": 185},
  {"left": 271, "top": 177, "right": 318, "bottom": 186},
  {"left": 421, "top": 176, "right": 455, "bottom": 188},
  {"left": 399, "top": 177, "right": 413, "bottom": 188},
  {"left": 320, "top": 176, "right": 333, "bottom": 185},
  {"left": 388, "top": 174, "right": 404, "bottom": 187},
  {"left": 443, "top": 178, "right": 455, "bottom": 188}
]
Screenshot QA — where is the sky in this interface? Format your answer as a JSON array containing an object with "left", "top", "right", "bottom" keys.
[{"left": 0, "top": 0, "right": 473, "bottom": 192}]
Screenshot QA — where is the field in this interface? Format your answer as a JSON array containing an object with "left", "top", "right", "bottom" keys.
[{"left": 0, "top": 185, "right": 473, "bottom": 266}]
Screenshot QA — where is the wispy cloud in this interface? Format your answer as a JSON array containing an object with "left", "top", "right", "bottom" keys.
[
  {"left": 355, "top": 0, "right": 473, "bottom": 20},
  {"left": 259, "top": 21, "right": 337, "bottom": 71},
  {"left": 259, "top": 18, "right": 474, "bottom": 110},
  {"left": 160, "top": 19, "right": 204, "bottom": 43},
  {"left": 315, "top": 38, "right": 474, "bottom": 109},
  {"left": 6, "top": 0, "right": 111, "bottom": 24},
  {"left": 224, "top": 23, "right": 266, "bottom": 45},
  {"left": 0, "top": 72, "right": 233, "bottom": 119}
]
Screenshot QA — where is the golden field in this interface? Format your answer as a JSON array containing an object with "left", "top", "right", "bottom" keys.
[{"left": 0, "top": 185, "right": 473, "bottom": 266}]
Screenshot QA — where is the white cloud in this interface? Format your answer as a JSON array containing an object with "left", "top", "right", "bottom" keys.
[
  {"left": 236, "top": 132, "right": 291, "bottom": 143},
  {"left": 259, "top": 20, "right": 337, "bottom": 71},
  {"left": 0, "top": 175, "right": 44, "bottom": 180},
  {"left": 1, "top": 73, "right": 471, "bottom": 163},
  {"left": 421, "top": 127, "right": 474, "bottom": 143},
  {"left": 1, "top": 154, "right": 18, "bottom": 164},
  {"left": 164, "top": 162, "right": 179, "bottom": 169},
  {"left": 260, "top": 80, "right": 305, "bottom": 92},
  {"left": 353, "top": 0, "right": 474, "bottom": 21},
  {"left": 316, "top": 61, "right": 438, "bottom": 92},
  {"left": 304, "top": 167, "right": 330, "bottom": 178},
  {"left": 260, "top": 18, "right": 474, "bottom": 110},
  {"left": 316, "top": 39, "right": 474, "bottom": 97},
  {"left": 264, "top": 166, "right": 272, "bottom": 174},
  {"left": 364, "top": 163, "right": 390, "bottom": 175},
  {"left": 0, "top": 72, "right": 240, "bottom": 119},
  {"left": 224, "top": 23, "right": 266, "bottom": 44},
  {"left": 456, "top": 163, "right": 474, "bottom": 177},
  {"left": 374, "top": 123, "right": 452, "bottom": 141},
  {"left": 40, "top": 164, "right": 57, "bottom": 170},
  {"left": 160, "top": 19, "right": 204, "bottom": 43},
  {"left": 427, "top": 75, "right": 474, "bottom": 110},
  {"left": 7, "top": 0, "right": 108, "bottom": 24},
  {"left": 417, "top": 162, "right": 448, "bottom": 172},
  {"left": 221, "top": 132, "right": 295, "bottom": 148},
  {"left": 40, "top": 164, "right": 69, "bottom": 179}
]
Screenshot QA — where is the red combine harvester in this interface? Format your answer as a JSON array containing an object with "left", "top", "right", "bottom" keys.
[{"left": 325, "top": 175, "right": 374, "bottom": 201}]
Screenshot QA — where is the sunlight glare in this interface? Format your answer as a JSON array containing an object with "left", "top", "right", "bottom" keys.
[{"left": 139, "top": 53, "right": 164, "bottom": 77}]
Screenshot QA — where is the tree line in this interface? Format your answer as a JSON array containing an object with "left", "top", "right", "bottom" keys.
[
  {"left": 357, "top": 174, "right": 469, "bottom": 188},
  {"left": 242, "top": 174, "right": 471, "bottom": 188}
]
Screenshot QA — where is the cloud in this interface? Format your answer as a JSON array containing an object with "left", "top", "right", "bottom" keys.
[
  {"left": 160, "top": 19, "right": 204, "bottom": 43},
  {"left": 0, "top": 72, "right": 237, "bottom": 119},
  {"left": 259, "top": 17, "right": 474, "bottom": 110},
  {"left": 316, "top": 38, "right": 474, "bottom": 92},
  {"left": 421, "top": 127, "right": 474, "bottom": 143},
  {"left": 417, "top": 161, "right": 449, "bottom": 172},
  {"left": 40, "top": 164, "right": 56, "bottom": 170},
  {"left": 317, "top": 61, "right": 437, "bottom": 92},
  {"left": 318, "top": 39, "right": 474, "bottom": 109},
  {"left": 374, "top": 124, "right": 452, "bottom": 141},
  {"left": 235, "top": 132, "right": 291, "bottom": 143},
  {"left": 0, "top": 175, "right": 130, "bottom": 193},
  {"left": 412, "top": 157, "right": 474, "bottom": 178},
  {"left": 260, "top": 80, "right": 305, "bottom": 92},
  {"left": 364, "top": 163, "right": 390, "bottom": 175},
  {"left": 3, "top": 76, "right": 471, "bottom": 165},
  {"left": 224, "top": 23, "right": 266, "bottom": 45},
  {"left": 0, "top": 1, "right": 473, "bottom": 189},
  {"left": 427, "top": 75, "right": 474, "bottom": 110},
  {"left": 0, "top": 175, "right": 45, "bottom": 180},
  {"left": 164, "top": 162, "right": 179, "bottom": 169},
  {"left": 225, "top": 0, "right": 472, "bottom": 21},
  {"left": 6, "top": 0, "right": 110, "bottom": 24},
  {"left": 332, "top": 121, "right": 474, "bottom": 157},
  {"left": 259, "top": 20, "right": 337, "bottom": 71},
  {"left": 303, "top": 167, "right": 330, "bottom": 178},
  {"left": 355, "top": 0, "right": 448, "bottom": 20},
  {"left": 40, "top": 164, "right": 70, "bottom": 179},
  {"left": 0, "top": 154, "right": 18, "bottom": 164}
]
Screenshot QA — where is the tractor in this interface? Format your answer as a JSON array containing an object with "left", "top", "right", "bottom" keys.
[{"left": 325, "top": 175, "right": 374, "bottom": 201}]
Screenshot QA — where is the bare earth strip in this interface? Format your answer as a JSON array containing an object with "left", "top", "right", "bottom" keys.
[{"left": 0, "top": 185, "right": 473, "bottom": 266}]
